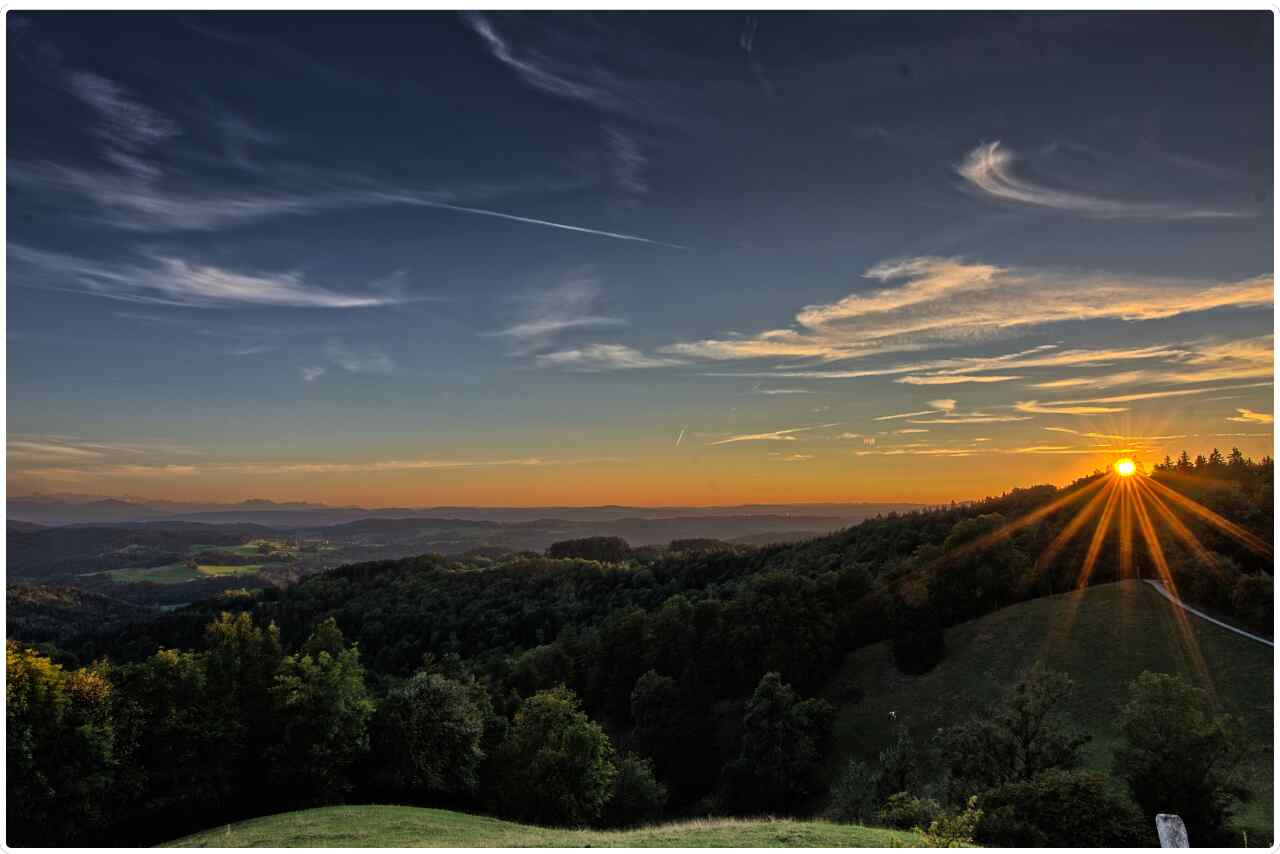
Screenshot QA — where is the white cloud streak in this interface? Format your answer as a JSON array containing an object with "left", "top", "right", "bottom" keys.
[
  {"left": 709, "top": 423, "right": 839, "bottom": 446},
  {"left": 958, "top": 140, "right": 1247, "bottom": 219},
  {"left": 535, "top": 344, "right": 682, "bottom": 371},
  {"left": 9, "top": 245, "right": 410, "bottom": 309}
]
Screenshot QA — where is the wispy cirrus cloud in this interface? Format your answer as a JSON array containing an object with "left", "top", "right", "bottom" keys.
[
  {"left": 606, "top": 127, "right": 648, "bottom": 195},
  {"left": 17, "top": 455, "right": 622, "bottom": 482},
  {"left": 65, "top": 71, "right": 179, "bottom": 178},
  {"left": 8, "top": 434, "right": 202, "bottom": 464},
  {"left": 907, "top": 414, "right": 1033, "bottom": 424},
  {"left": 958, "top": 141, "right": 1247, "bottom": 219},
  {"left": 463, "top": 12, "right": 618, "bottom": 113},
  {"left": 663, "top": 258, "right": 1270, "bottom": 366},
  {"left": 324, "top": 341, "right": 396, "bottom": 374},
  {"left": 897, "top": 373, "right": 1021, "bottom": 385},
  {"left": 1227, "top": 408, "right": 1274, "bottom": 424},
  {"left": 9, "top": 244, "right": 412, "bottom": 308},
  {"left": 708, "top": 423, "right": 839, "bottom": 446},
  {"left": 535, "top": 344, "right": 683, "bottom": 372},
  {"left": 490, "top": 275, "right": 627, "bottom": 356},
  {"left": 1016, "top": 381, "right": 1273, "bottom": 417}
]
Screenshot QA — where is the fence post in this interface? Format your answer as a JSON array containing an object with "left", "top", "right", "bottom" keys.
[{"left": 1156, "top": 814, "right": 1189, "bottom": 847}]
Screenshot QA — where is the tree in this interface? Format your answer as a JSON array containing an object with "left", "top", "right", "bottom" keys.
[
  {"left": 723, "top": 672, "right": 834, "bottom": 811},
  {"left": 547, "top": 537, "right": 631, "bottom": 562},
  {"left": 267, "top": 620, "right": 374, "bottom": 804},
  {"left": 373, "top": 670, "right": 491, "bottom": 798},
  {"left": 109, "top": 647, "right": 238, "bottom": 831},
  {"left": 495, "top": 686, "right": 617, "bottom": 826},
  {"left": 935, "top": 662, "right": 1089, "bottom": 802},
  {"left": 630, "top": 669, "right": 716, "bottom": 804},
  {"left": 1114, "top": 671, "right": 1250, "bottom": 844},
  {"left": 976, "top": 768, "right": 1147, "bottom": 847},
  {"left": 876, "top": 720, "right": 922, "bottom": 803},
  {"left": 602, "top": 753, "right": 667, "bottom": 827},
  {"left": 826, "top": 758, "right": 880, "bottom": 824},
  {"left": 7, "top": 642, "right": 119, "bottom": 845}
]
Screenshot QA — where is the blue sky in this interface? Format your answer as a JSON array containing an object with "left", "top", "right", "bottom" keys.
[{"left": 6, "top": 12, "right": 1274, "bottom": 505}]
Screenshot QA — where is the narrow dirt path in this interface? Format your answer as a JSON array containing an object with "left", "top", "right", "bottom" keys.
[{"left": 1143, "top": 579, "right": 1273, "bottom": 648}]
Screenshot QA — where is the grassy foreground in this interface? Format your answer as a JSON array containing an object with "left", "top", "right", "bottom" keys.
[
  {"left": 167, "top": 806, "right": 929, "bottom": 847},
  {"left": 821, "top": 579, "right": 1274, "bottom": 843}
]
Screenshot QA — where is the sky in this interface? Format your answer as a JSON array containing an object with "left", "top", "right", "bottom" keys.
[{"left": 6, "top": 11, "right": 1275, "bottom": 506}]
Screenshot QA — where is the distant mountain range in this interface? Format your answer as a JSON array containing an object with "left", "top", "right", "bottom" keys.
[{"left": 8, "top": 495, "right": 926, "bottom": 528}]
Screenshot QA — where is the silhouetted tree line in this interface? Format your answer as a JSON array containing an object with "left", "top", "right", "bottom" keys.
[{"left": 7, "top": 453, "right": 1271, "bottom": 845}]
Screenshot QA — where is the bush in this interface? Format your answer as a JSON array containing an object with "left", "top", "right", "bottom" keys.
[
  {"left": 602, "top": 753, "right": 667, "bottom": 827},
  {"left": 878, "top": 792, "right": 942, "bottom": 830},
  {"left": 826, "top": 759, "right": 880, "bottom": 824},
  {"left": 975, "top": 768, "right": 1148, "bottom": 847},
  {"left": 923, "top": 796, "right": 983, "bottom": 847}
]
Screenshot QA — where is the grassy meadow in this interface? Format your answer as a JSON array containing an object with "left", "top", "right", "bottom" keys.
[
  {"left": 820, "top": 579, "right": 1274, "bottom": 843},
  {"left": 167, "top": 806, "right": 930, "bottom": 848}
]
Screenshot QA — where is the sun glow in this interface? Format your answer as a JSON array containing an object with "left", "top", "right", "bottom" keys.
[{"left": 1114, "top": 458, "right": 1137, "bottom": 477}]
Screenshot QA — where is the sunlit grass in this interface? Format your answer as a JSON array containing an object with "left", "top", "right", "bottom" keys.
[{"left": 166, "top": 805, "right": 931, "bottom": 848}]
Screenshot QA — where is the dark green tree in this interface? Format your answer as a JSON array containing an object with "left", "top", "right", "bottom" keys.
[
  {"left": 1114, "top": 671, "right": 1250, "bottom": 844},
  {"left": 602, "top": 753, "right": 667, "bottom": 828},
  {"left": 267, "top": 620, "right": 374, "bottom": 804},
  {"left": 6, "top": 642, "right": 119, "bottom": 845},
  {"left": 495, "top": 686, "right": 617, "bottom": 826},
  {"left": 373, "top": 670, "right": 491, "bottom": 798},
  {"left": 935, "top": 662, "right": 1089, "bottom": 802},
  {"left": 723, "top": 671, "right": 834, "bottom": 811}
]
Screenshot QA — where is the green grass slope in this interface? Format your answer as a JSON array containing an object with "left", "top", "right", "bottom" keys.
[
  {"left": 167, "top": 806, "right": 928, "bottom": 848},
  {"left": 821, "top": 579, "right": 1273, "bottom": 840}
]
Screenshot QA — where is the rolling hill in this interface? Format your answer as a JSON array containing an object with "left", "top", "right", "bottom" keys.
[
  {"left": 165, "top": 806, "right": 928, "bottom": 848},
  {"left": 819, "top": 579, "right": 1274, "bottom": 843}
]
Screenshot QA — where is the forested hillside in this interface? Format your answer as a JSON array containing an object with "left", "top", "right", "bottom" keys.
[{"left": 8, "top": 453, "right": 1272, "bottom": 847}]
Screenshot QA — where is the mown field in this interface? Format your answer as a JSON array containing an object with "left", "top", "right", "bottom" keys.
[
  {"left": 820, "top": 579, "right": 1274, "bottom": 843},
  {"left": 104, "top": 561, "right": 265, "bottom": 584},
  {"left": 167, "top": 806, "right": 930, "bottom": 848}
]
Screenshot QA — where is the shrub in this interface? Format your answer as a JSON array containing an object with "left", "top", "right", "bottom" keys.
[
  {"left": 975, "top": 768, "right": 1148, "bottom": 847},
  {"left": 878, "top": 792, "right": 942, "bottom": 830},
  {"left": 923, "top": 796, "right": 983, "bottom": 847}
]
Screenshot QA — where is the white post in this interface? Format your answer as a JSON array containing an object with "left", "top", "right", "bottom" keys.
[{"left": 1156, "top": 814, "right": 1190, "bottom": 848}]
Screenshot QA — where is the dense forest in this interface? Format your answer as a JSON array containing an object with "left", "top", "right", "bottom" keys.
[{"left": 7, "top": 451, "right": 1272, "bottom": 847}]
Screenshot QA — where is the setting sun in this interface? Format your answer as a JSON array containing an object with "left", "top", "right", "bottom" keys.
[{"left": 1114, "top": 459, "right": 1137, "bottom": 477}]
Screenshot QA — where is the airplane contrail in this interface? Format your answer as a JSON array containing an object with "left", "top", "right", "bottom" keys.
[
  {"left": 675, "top": 427, "right": 686, "bottom": 446},
  {"left": 389, "top": 195, "right": 687, "bottom": 249}
]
